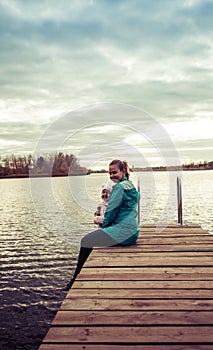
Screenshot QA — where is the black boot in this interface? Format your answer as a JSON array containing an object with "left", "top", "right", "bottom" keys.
[{"left": 64, "top": 247, "right": 92, "bottom": 291}]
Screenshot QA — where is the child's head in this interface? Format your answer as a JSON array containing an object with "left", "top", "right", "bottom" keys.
[
  {"left": 101, "top": 188, "right": 111, "bottom": 200},
  {"left": 101, "top": 182, "right": 113, "bottom": 201}
]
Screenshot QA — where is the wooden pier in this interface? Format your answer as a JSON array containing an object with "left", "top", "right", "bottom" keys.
[{"left": 39, "top": 224, "right": 213, "bottom": 349}]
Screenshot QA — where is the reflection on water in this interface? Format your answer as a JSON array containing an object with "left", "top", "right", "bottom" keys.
[
  {"left": 0, "top": 170, "right": 212, "bottom": 349},
  {"left": 181, "top": 171, "right": 213, "bottom": 233},
  {"left": 0, "top": 178, "right": 80, "bottom": 350}
]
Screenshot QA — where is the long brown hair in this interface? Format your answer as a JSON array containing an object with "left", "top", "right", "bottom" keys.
[{"left": 109, "top": 159, "right": 130, "bottom": 180}]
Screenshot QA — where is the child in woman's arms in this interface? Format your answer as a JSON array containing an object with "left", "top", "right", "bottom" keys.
[{"left": 94, "top": 182, "right": 114, "bottom": 228}]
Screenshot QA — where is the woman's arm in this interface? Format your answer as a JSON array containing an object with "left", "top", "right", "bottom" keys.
[{"left": 102, "top": 184, "right": 123, "bottom": 228}]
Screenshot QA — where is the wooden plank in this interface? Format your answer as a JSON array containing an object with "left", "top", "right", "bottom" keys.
[
  {"left": 95, "top": 244, "right": 213, "bottom": 252},
  {"left": 139, "top": 228, "right": 211, "bottom": 232},
  {"left": 139, "top": 230, "right": 210, "bottom": 234},
  {"left": 140, "top": 228, "right": 210, "bottom": 232},
  {"left": 140, "top": 224, "right": 202, "bottom": 229},
  {"left": 139, "top": 230, "right": 210, "bottom": 235},
  {"left": 60, "top": 298, "right": 213, "bottom": 311},
  {"left": 67, "top": 288, "right": 213, "bottom": 299},
  {"left": 77, "top": 266, "right": 213, "bottom": 280},
  {"left": 92, "top": 251, "right": 213, "bottom": 257},
  {"left": 139, "top": 226, "right": 211, "bottom": 236},
  {"left": 42, "top": 326, "right": 213, "bottom": 343},
  {"left": 142, "top": 224, "right": 201, "bottom": 227},
  {"left": 84, "top": 256, "right": 213, "bottom": 267},
  {"left": 138, "top": 235, "right": 212, "bottom": 240},
  {"left": 53, "top": 310, "right": 213, "bottom": 325},
  {"left": 72, "top": 280, "right": 213, "bottom": 289},
  {"left": 140, "top": 226, "right": 210, "bottom": 236},
  {"left": 138, "top": 233, "right": 211, "bottom": 237},
  {"left": 39, "top": 345, "right": 213, "bottom": 350},
  {"left": 136, "top": 237, "right": 213, "bottom": 244}
]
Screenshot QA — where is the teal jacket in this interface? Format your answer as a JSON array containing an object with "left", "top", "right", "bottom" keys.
[{"left": 102, "top": 177, "right": 140, "bottom": 245}]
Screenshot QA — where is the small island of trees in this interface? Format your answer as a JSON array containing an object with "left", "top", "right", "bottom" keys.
[{"left": 0, "top": 153, "right": 89, "bottom": 178}]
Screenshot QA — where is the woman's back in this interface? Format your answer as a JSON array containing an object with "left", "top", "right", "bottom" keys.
[{"left": 102, "top": 177, "right": 140, "bottom": 245}]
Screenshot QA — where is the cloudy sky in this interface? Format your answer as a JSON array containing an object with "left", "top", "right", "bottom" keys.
[{"left": 0, "top": 0, "right": 212, "bottom": 168}]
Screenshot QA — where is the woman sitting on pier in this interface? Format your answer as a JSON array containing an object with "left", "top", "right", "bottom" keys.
[{"left": 65, "top": 159, "right": 140, "bottom": 290}]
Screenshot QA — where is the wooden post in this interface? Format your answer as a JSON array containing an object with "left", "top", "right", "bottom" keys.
[
  {"left": 177, "top": 176, "right": 183, "bottom": 225},
  {"left": 137, "top": 178, "right": 140, "bottom": 225}
]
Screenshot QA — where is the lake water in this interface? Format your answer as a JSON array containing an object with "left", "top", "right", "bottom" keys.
[{"left": 0, "top": 170, "right": 212, "bottom": 349}]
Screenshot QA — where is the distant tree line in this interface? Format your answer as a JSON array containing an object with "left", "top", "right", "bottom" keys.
[{"left": 0, "top": 153, "right": 89, "bottom": 177}]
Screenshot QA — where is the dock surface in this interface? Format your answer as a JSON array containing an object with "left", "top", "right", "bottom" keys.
[{"left": 39, "top": 224, "right": 213, "bottom": 349}]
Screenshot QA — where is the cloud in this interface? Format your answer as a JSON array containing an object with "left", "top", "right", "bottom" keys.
[{"left": 0, "top": 0, "right": 212, "bottom": 163}]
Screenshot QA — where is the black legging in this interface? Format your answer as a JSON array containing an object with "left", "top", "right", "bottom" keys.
[
  {"left": 64, "top": 229, "right": 117, "bottom": 290},
  {"left": 81, "top": 229, "right": 117, "bottom": 248}
]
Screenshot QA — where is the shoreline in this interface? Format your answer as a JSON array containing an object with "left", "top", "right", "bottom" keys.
[
  {"left": 0, "top": 173, "right": 89, "bottom": 179},
  {"left": 0, "top": 167, "right": 212, "bottom": 179}
]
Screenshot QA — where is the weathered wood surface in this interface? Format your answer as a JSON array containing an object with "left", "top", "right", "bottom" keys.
[
  {"left": 39, "top": 346, "right": 213, "bottom": 350},
  {"left": 39, "top": 224, "right": 213, "bottom": 349}
]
